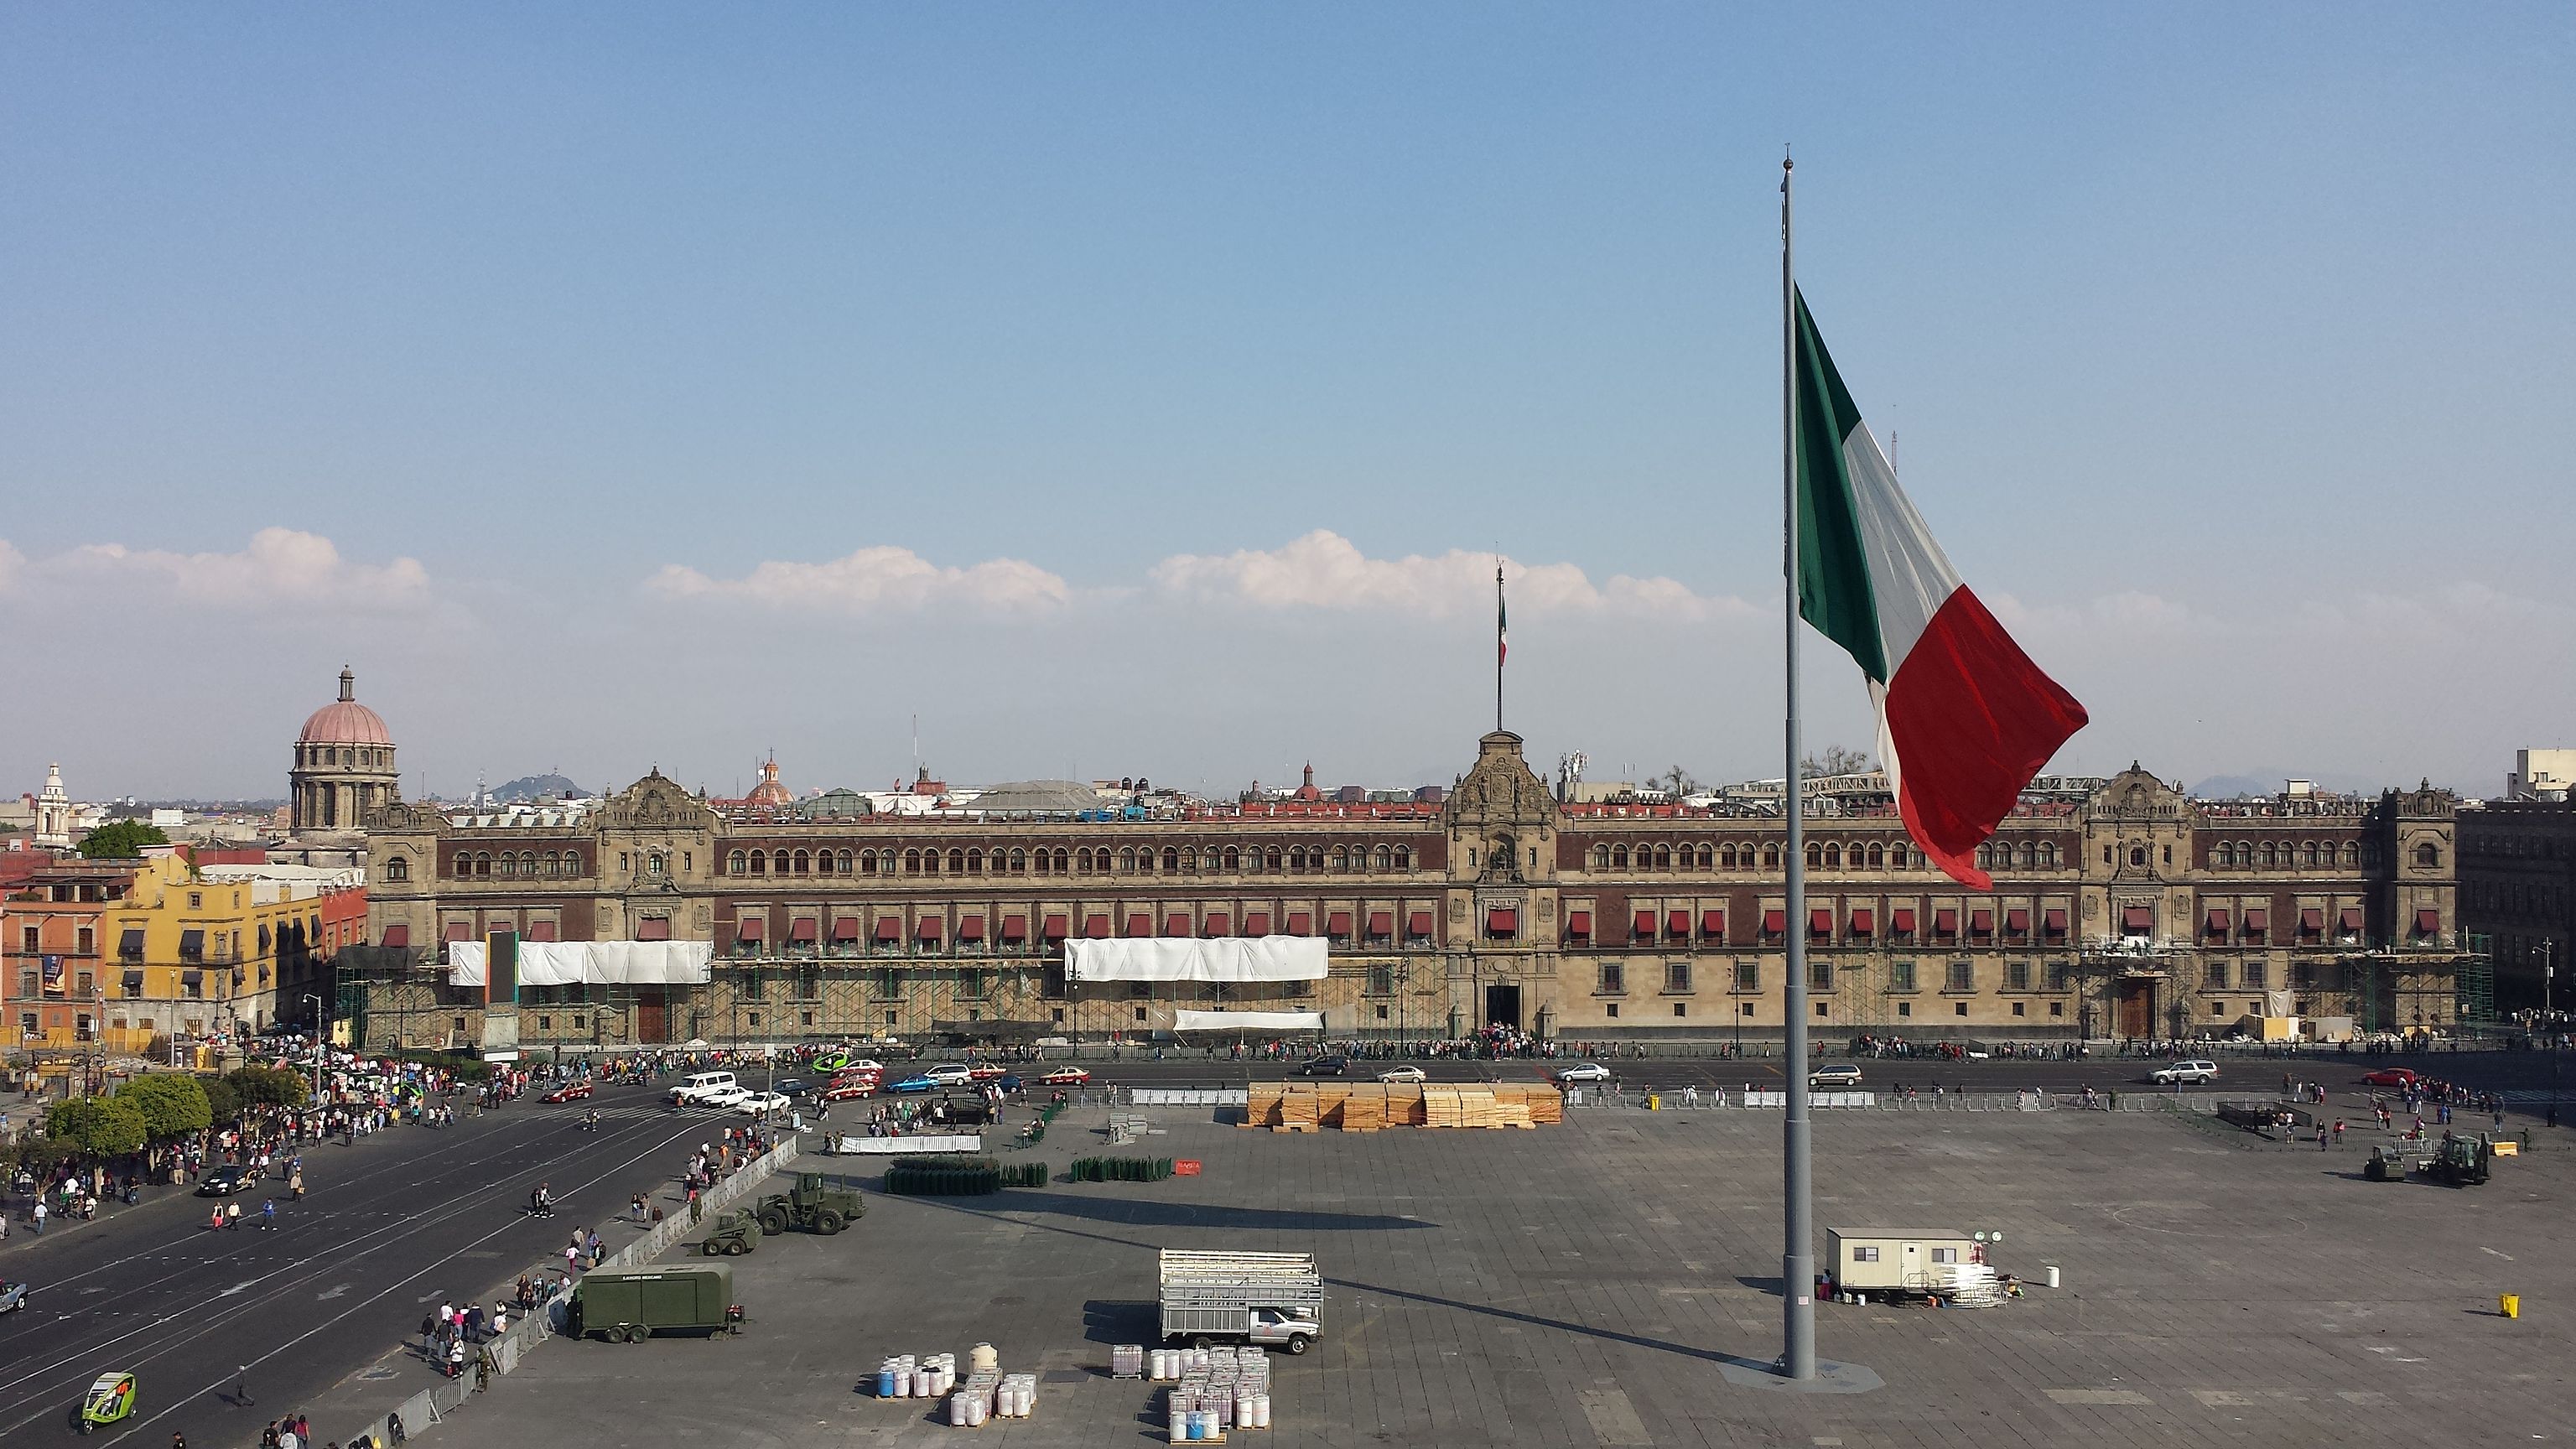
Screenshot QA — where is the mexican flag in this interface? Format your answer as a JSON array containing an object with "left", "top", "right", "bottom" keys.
[{"left": 1794, "top": 288, "right": 2087, "bottom": 889}]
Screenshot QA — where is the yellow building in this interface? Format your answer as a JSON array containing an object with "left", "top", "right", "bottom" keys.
[{"left": 97, "top": 853, "right": 357, "bottom": 1041}]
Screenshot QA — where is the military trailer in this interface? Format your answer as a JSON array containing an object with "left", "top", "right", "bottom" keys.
[{"left": 572, "top": 1265, "right": 743, "bottom": 1342}]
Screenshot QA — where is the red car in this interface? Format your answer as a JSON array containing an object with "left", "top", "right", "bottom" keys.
[
  {"left": 819, "top": 1080, "right": 877, "bottom": 1104},
  {"left": 2360, "top": 1067, "right": 2420, "bottom": 1088},
  {"left": 968, "top": 1065, "right": 1010, "bottom": 1081},
  {"left": 1041, "top": 1067, "right": 1090, "bottom": 1087},
  {"left": 540, "top": 1082, "right": 595, "bottom": 1104}
]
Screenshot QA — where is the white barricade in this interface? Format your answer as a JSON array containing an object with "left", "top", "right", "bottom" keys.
[
  {"left": 1129, "top": 1088, "right": 1249, "bottom": 1107},
  {"left": 839, "top": 1133, "right": 984, "bottom": 1155}
]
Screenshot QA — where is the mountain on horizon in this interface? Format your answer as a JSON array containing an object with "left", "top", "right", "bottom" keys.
[{"left": 491, "top": 772, "right": 583, "bottom": 803}]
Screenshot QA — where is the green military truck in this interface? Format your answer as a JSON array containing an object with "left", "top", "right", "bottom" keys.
[
  {"left": 572, "top": 1265, "right": 744, "bottom": 1342},
  {"left": 756, "top": 1172, "right": 865, "bottom": 1235}
]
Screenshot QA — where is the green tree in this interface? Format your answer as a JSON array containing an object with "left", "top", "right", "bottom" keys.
[
  {"left": 77, "top": 819, "right": 171, "bottom": 859},
  {"left": 225, "top": 1065, "right": 309, "bottom": 1112},
  {"left": 117, "top": 1073, "right": 214, "bottom": 1142},
  {"left": 200, "top": 1074, "right": 240, "bottom": 1124},
  {"left": 47, "top": 1096, "right": 148, "bottom": 1158}
]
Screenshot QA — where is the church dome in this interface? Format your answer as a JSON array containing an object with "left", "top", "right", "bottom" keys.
[{"left": 299, "top": 667, "right": 392, "bottom": 745}]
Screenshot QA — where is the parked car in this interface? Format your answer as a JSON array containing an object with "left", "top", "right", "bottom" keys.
[
  {"left": 540, "top": 1082, "right": 595, "bottom": 1104},
  {"left": 693, "top": 1085, "right": 753, "bottom": 1109},
  {"left": 769, "top": 1078, "right": 810, "bottom": 1098},
  {"left": 196, "top": 1165, "right": 252, "bottom": 1197},
  {"left": 1297, "top": 1057, "right": 1348, "bottom": 1078},
  {"left": 1808, "top": 1063, "right": 1864, "bottom": 1088},
  {"left": 0, "top": 1279, "right": 28, "bottom": 1314},
  {"left": 889, "top": 1074, "right": 941, "bottom": 1094},
  {"left": 2361, "top": 1067, "right": 2421, "bottom": 1088},
  {"left": 835, "top": 1059, "right": 886, "bottom": 1077},
  {"left": 733, "top": 1092, "right": 794, "bottom": 1116},
  {"left": 921, "top": 1064, "right": 974, "bottom": 1087},
  {"left": 818, "top": 1081, "right": 876, "bottom": 1104},
  {"left": 2150, "top": 1060, "right": 2220, "bottom": 1086},
  {"left": 1376, "top": 1066, "right": 1427, "bottom": 1083},
  {"left": 1555, "top": 1062, "right": 1612, "bottom": 1083},
  {"left": 1041, "top": 1067, "right": 1091, "bottom": 1087}
]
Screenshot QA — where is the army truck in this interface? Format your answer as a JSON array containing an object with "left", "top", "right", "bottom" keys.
[
  {"left": 756, "top": 1171, "right": 865, "bottom": 1235},
  {"left": 572, "top": 1265, "right": 744, "bottom": 1342},
  {"left": 699, "top": 1208, "right": 761, "bottom": 1256}
]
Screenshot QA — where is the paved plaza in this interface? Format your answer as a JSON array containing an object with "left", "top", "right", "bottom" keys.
[{"left": 450, "top": 1095, "right": 2574, "bottom": 1448}]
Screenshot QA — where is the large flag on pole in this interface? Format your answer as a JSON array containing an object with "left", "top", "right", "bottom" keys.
[{"left": 1793, "top": 288, "right": 2087, "bottom": 889}]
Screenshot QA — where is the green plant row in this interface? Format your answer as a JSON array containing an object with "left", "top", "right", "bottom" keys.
[
  {"left": 1065, "top": 1156, "right": 1173, "bottom": 1183},
  {"left": 882, "top": 1154, "right": 1046, "bottom": 1195}
]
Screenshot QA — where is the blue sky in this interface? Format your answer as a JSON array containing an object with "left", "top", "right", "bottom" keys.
[{"left": 4, "top": 5, "right": 2570, "bottom": 801}]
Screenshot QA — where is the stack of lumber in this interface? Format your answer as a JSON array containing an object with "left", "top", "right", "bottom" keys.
[
  {"left": 1488, "top": 1083, "right": 1563, "bottom": 1124},
  {"left": 1339, "top": 1084, "right": 1385, "bottom": 1132},
  {"left": 1243, "top": 1084, "right": 1285, "bottom": 1129},
  {"left": 1242, "top": 1078, "right": 1558, "bottom": 1131},
  {"left": 1275, "top": 1085, "right": 1322, "bottom": 1133}
]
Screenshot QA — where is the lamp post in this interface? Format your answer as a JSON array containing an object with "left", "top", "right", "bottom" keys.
[
  {"left": 2546, "top": 948, "right": 2558, "bottom": 1130},
  {"left": 302, "top": 994, "right": 325, "bottom": 1104}
]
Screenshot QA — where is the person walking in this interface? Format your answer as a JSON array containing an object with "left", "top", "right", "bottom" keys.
[
  {"left": 30, "top": 1198, "right": 44, "bottom": 1235},
  {"left": 446, "top": 1337, "right": 465, "bottom": 1379},
  {"left": 421, "top": 1312, "right": 439, "bottom": 1358}
]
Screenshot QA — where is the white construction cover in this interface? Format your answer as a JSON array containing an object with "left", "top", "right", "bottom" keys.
[
  {"left": 1171, "top": 1010, "right": 1325, "bottom": 1034},
  {"left": 448, "top": 940, "right": 714, "bottom": 988},
  {"left": 1065, "top": 936, "right": 1327, "bottom": 983}
]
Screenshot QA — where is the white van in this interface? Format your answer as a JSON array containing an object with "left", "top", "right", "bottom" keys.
[{"left": 671, "top": 1070, "right": 740, "bottom": 1105}]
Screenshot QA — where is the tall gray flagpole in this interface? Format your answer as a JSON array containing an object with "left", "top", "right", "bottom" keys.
[{"left": 1779, "top": 151, "right": 1817, "bottom": 1381}]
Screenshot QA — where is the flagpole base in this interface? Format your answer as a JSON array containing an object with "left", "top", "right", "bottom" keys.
[{"left": 1717, "top": 1358, "right": 1884, "bottom": 1394}]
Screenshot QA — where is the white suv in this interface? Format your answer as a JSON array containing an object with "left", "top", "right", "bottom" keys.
[{"left": 2151, "top": 1060, "right": 2219, "bottom": 1086}]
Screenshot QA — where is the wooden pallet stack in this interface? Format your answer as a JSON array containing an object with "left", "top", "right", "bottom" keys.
[
  {"left": 1275, "top": 1085, "right": 1322, "bottom": 1133},
  {"left": 1488, "top": 1083, "right": 1563, "bottom": 1124},
  {"left": 1243, "top": 1085, "right": 1284, "bottom": 1130},
  {"left": 1241, "top": 1078, "right": 1558, "bottom": 1131},
  {"left": 1339, "top": 1084, "right": 1385, "bottom": 1132}
]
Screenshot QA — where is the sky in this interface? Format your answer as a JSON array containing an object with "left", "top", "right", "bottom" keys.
[{"left": 4, "top": 5, "right": 2572, "bottom": 803}]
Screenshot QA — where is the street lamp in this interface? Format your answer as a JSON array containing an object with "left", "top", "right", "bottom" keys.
[
  {"left": 302, "top": 994, "right": 325, "bottom": 1104},
  {"left": 2546, "top": 948, "right": 2559, "bottom": 1131}
]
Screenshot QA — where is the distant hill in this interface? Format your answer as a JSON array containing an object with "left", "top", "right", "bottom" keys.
[{"left": 491, "top": 773, "right": 583, "bottom": 802}]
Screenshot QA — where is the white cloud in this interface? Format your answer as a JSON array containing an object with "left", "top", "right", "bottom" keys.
[
  {"left": 3, "top": 527, "right": 428, "bottom": 610},
  {"left": 1149, "top": 530, "right": 1751, "bottom": 621},
  {"left": 1987, "top": 589, "right": 2202, "bottom": 637},
  {"left": 647, "top": 546, "right": 1072, "bottom": 613}
]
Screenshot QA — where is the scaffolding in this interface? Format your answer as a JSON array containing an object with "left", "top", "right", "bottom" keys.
[{"left": 2457, "top": 936, "right": 2497, "bottom": 1028}]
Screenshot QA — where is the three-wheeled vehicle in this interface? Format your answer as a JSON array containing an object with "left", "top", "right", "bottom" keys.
[{"left": 79, "top": 1371, "right": 137, "bottom": 1433}]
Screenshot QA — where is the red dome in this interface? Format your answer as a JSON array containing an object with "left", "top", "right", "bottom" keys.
[{"left": 299, "top": 700, "right": 392, "bottom": 746}]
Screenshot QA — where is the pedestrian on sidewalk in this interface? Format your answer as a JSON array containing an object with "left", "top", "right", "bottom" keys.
[
  {"left": 420, "top": 1313, "right": 438, "bottom": 1357},
  {"left": 31, "top": 1199, "right": 44, "bottom": 1235}
]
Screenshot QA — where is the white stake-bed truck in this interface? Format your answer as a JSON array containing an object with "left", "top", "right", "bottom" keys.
[{"left": 1158, "top": 1249, "right": 1323, "bottom": 1354}]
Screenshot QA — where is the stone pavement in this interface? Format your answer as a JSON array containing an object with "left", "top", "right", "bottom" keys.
[{"left": 428, "top": 1103, "right": 2576, "bottom": 1447}]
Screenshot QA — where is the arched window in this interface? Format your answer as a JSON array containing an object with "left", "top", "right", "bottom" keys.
[
  {"left": 2041, "top": 842, "right": 2059, "bottom": 868},
  {"left": 1975, "top": 844, "right": 1992, "bottom": 870},
  {"left": 648, "top": 852, "right": 667, "bottom": 877},
  {"left": 966, "top": 848, "right": 984, "bottom": 874},
  {"left": 475, "top": 852, "right": 492, "bottom": 877},
  {"left": 563, "top": 849, "right": 581, "bottom": 874},
  {"left": 1697, "top": 844, "right": 1715, "bottom": 869},
  {"left": 1118, "top": 848, "right": 1137, "bottom": 874},
  {"left": 895, "top": 849, "right": 914, "bottom": 874},
  {"left": 1287, "top": 846, "right": 1306, "bottom": 871},
  {"left": 1805, "top": 843, "right": 1823, "bottom": 870},
  {"left": 748, "top": 849, "right": 766, "bottom": 875},
  {"left": 1654, "top": 844, "right": 1672, "bottom": 870},
  {"left": 1889, "top": 843, "right": 1909, "bottom": 870},
  {"left": 1762, "top": 844, "right": 1781, "bottom": 870},
  {"left": 920, "top": 849, "right": 940, "bottom": 875},
  {"left": 860, "top": 849, "right": 877, "bottom": 875},
  {"left": 1052, "top": 849, "right": 1068, "bottom": 873},
  {"left": 1010, "top": 848, "right": 1027, "bottom": 873},
  {"left": 2300, "top": 842, "right": 2319, "bottom": 868},
  {"left": 1265, "top": 847, "right": 1283, "bottom": 871},
  {"left": 1593, "top": 844, "right": 1612, "bottom": 870},
  {"left": 791, "top": 849, "right": 809, "bottom": 875},
  {"left": 947, "top": 849, "right": 965, "bottom": 875},
  {"left": 1394, "top": 845, "right": 1412, "bottom": 871},
  {"left": 839, "top": 849, "right": 855, "bottom": 873},
  {"left": 495, "top": 853, "right": 515, "bottom": 877},
  {"left": 1075, "top": 848, "right": 1093, "bottom": 874},
  {"left": 1373, "top": 845, "right": 1392, "bottom": 872},
  {"left": 2018, "top": 843, "right": 2037, "bottom": 869},
  {"left": 2340, "top": 842, "right": 2360, "bottom": 868},
  {"left": 2414, "top": 842, "right": 2441, "bottom": 868},
  {"left": 1162, "top": 847, "right": 1181, "bottom": 873},
  {"left": 387, "top": 856, "right": 410, "bottom": 882},
  {"left": 1221, "top": 845, "right": 1240, "bottom": 870},
  {"left": 1864, "top": 843, "right": 1883, "bottom": 869},
  {"left": 1328, "top": 846, "right": 1348, "bottom": 872},
  {"left": 2260, "top": 843, "right": 2277, "bottom": 869},
  {"left": 2128, "top": 845, "right": 2147, "bottom": 867}
]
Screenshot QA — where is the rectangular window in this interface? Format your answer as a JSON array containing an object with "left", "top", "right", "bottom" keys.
[
  {"left": 188, "top": 892, "right": 202, "bottom": 910},
  {"left": 1367, "top": 964, "right": 1395, "bottom": 996},
  {"left": 1897, "top": 1000, "right": 1912, "bottom": 1017},
  {"left": 1605, "top": 1002, "right": 1619, "bottom": 1019},
  {"left": 1740, "top": 1001, "right": 1756, "bottom": 1016},
  {"left": 17, "top": 927, "right": 34, "bottom": 954},
  {"left": 2005, "top": 961, "right": 2030, "bottom": 991},
  {"left": 2047, "top": 961, "right": 2070, "bottom": 992},
  {"left": 1854, "top": 1246, "right": 1881, "bottom": 1263},
  {"left": 1890, "top": 960, "right": 1916, "bottom": 991},
  {"left": 2206, "top": 961, "right": 2230, "bottom": 990},
  {"left": 18, "top": 1011, "right": 36, "bottom": 1038},
  {"left": 959, "top": 971, "right": 988, "bottom": 1000},
  {"left": 1672, "top": 1001, "right": 1687, "bottom": 1018},
  {"left": 1597, "top": 961, "right": 1624, "bottom": 995},
  {"left": 1809, "top": 960, "right": 1833, "bottom": 991},
  {"left": 76, "top": 927, "right": 93, "bottom": 955},
  {"left": 1931, "top": 1247, "right": 1959, "bottom": 1265},
  {"left": 2011, "top": 1001, "right": 2025, "bottom": 1016},
  {"left": 1665, "top": 960, "right": 1691, "bottom": 993},
  {"left": 2049, "top": 1001, "right": 2064, "bottom": 1016},
  {"left": 1945, "top": 960, "right": 1974, "bottom": 992},
  {"left": 870, "top": 969, "right": 901, "bottom": 1000},
  {"left": 537, "top": 1015, "right": 553, "bottom": 1031},
  {"left": 2242, "top": 962, "right": 2268, "bottom": 989},
  {"left": 1734, "top": 960, "right": 1760, "bottom": 992}
]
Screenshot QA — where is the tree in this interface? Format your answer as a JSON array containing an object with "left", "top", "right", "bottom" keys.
[
  {"left": 77, "top": 819, "right": 170, "bottom": 859},
  {"left": 200, "top": 1074, "right": 240, "bottom": 1125},
  {"left": 117, "top": 1073, "right": 214, "bottom": 1142},
  {"left": 48, "top": 1095, "right": 148, "bottom": 1158},
  {"left": 225, "top": 1064, "right": 309, "bottom": 1112},
  {"left": 1655, "top": 766, "right": 1701, "bottom": 797},
  {"left": 1800, "top": 745, "right": 1876, "bottom": 779}
]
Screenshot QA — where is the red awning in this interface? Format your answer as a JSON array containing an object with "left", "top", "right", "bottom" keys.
[
  {"left": 1367, "top": 911, "right": 1393, "bottom": 936},
  {"left": 381, "top": 924, "right": 411, "bottom": 948},
  {"left": 1889, "top": 907, "right": 1915, "bottom": 933},
  {"left": 1763, "top": 909, "right": 1787, "bottom": 934},
  {"left": 444, "top": 922, "right": 471, "bottom": 943},
  {"left": 788, "top": 917, "right": 818, "bottom": 943},
  {"left": 736, "top": 917, "right": 764, "bottom": 942},
  {"left": 1045, "top": 914, "right": 1071, "bottom": 941},
  {"left": 1932, "top": 908, "right": 1958, "bottom": 934},
  {"left": 638, "top": 917, "right": 674, "bottom": 942},
  {"left": 2043, "top": 907, "right": 2067, "bottom": 935},
  {"left": 1207, "top": 912, "right": 1233, "bottom": 936},
  {"left": 1849, "top": 908, "right": 1874, "bottom": 935},
  {"left": 1407, "top": 911, "right": 1432, "bottom": 937},
  {"left": 1244, "top": 911, "right": 1271, "bottom": 936},
  {"left": 1126, "top": 913, "right": 1150, "bottom": 937},
  {"left": 1634, "top": 910, "right": 1658, "bottom": 938},
  {"left": 1810, "top": 908, "right": 1834, "bottom": 936},
  {"left": 832, "top": 917, "right": 861, "bottom": 942},
  {"left": 1665, "top": 909, "right": 1690, "bottom": 937},
  {"left": 2122, "top": 906, "right": 2152, "bottom": 932},
  {"left": 1486, "top": 907, "right": 1518, "bottom": 934},
  {"left": 1084, "top": 913, "right": 1111, "bottom": 938},
  {"left": 1969, "top": 909, "right": 1994, "bottom": 933},
  {"left": 2003, "top": 908, "right": 2028, "bottom": 933},
  {"left": 2298, "top": 908, "right": 2323, "bottom": 933},
  {"left": 527, "top": 921, "right": 560, "bottom": 943},
  {"left": 1287, "top": 911, "right": 1311, "bottom": 935},
  {"left": 1327, "top": 911, "right": 1353, "bottom": 936},
  {"left": 875, "top": 918, "right": 902, "bottom": 941},
  {"left": 1166, "top": 915, "right": 1192, "bottom": 937},
  {"left": 2205, "top": 908, "right": 2231, "bottom": 935},
  {"left": 1701, "top": 908, "right": 1725, "bottom": 937},
  {"left": 1566, "top": 910, "right": 1592, "bottom": 936},
  {"left": 916, "top": 917, "right": 943, "bottom": 940},
  {"left": 2242, "top": 908, "right": 2268, "bottom": 932},
  {"left": 2340, "top": 907, "right": 2363, "bottom": 932},
  {"left": 1001, "top": 915, "right": 1027, "bottom": 941},
  {"left": 958, "top": 916, "right": 986, "bottom": 941},
  {"left": 2415, "top": 907, "right": 2440, "bottom": 934}
]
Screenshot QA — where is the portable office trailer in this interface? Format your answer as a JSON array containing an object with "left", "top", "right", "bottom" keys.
[
  {"left": 1825, "top": 1229, "right": 1981, "bottom": 1295},
  {"left": 572, "top": 1265, "right": 740, "bottom": 1341}
]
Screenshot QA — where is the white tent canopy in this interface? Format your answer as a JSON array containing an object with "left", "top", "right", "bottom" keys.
[
  {"left": 1066, "top": 937, "right": 1327, "bottom": 984},
  {"left": 1172, "top": 1010, "right": 1326, "bottom": 1034},
  {"left": 449, "top": 940, "right": 714, "bottom": 989}
]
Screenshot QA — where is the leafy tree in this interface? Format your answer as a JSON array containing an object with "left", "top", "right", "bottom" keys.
[
  {"left": 77, "top": 819, "right": 171, "bottom": 859},
  {"left": 47, "top": 1095, "right": 148, "bottom": 1158},
  {"left": 200, "top": 1074, "right": 240, "bottom": 1125},
  {"left": 225, "top": 1064, "right": 310, "bottom": 1112},
  {"left": 117, "top": 1073, "right": 214, "bottom": 1142}
]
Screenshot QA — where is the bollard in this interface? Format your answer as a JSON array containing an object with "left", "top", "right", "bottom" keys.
[{"left": 2500, "top": 1293, "right": 2520, "bottom": 1320}]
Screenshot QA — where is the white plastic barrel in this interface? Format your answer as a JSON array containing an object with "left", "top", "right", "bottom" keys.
[
  {"left": 1170, "top": 1409, "right": 1187, "bottom": 1442},
  {"left": 2045, "top": 1265, "right": 2062, "bottom": 1289},
  {"left": 946, "top": 1393, "right": 966, "bottom": 1426},
  {"left": 971, "top": 1343, "right": 999, "bottom": 1374}
]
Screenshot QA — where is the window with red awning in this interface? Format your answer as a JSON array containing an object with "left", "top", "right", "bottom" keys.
[
  {"left": 1486, "top": 906, "right": 1517, "bottom": 936},
  {"left": 916, "top": 917, "right": 943, "bottom": 939},
  {"left": 1407, "top": 911, "right": 1433, "bottom": 938},
  {"left": 1810, "top": 908, "right": 1833, "bottom": 937},
  {"left": 1001, "top": 916, "right": 1027, "bottom": 941},
  {"left": 1243, "top": 911, "right": 1271, "bottom": 936},
  {"left": 1207, "top": 912, "right": 1233, "bottom": 936},
  {"left": 1665, "top": 909, "right": 1689, "bottom": 937},
  {"left": 2204, "top": 908, "right": 2230, "bottom": 937},
  {"left": 1634, "top": 910, "right": 1658, "bottom": 939},
  {"left": 1125, "top": 913, "right": 1150, "bottom": 937},
  {"left": 2298, "top": 908, "right": 2323, "bottom": 936},
  {"left": 1932, "top": 908, "right": 1957, "bottom": 936},
  {"left": 876, "top": 918, "right": 902, "bottom": 941},
  {"left": 1700, "top": 908, "right": 1725, "bottom": 937},
  {"left": 1166, "top": 915, "right": 1191, "bottom": 937},
  {"left": 1366, "top": 911, "right": 1392, "bottom": 937},
  {"left": 1848, "top": 908, "right": 1873, "bottom": 936},
  {"left": 1083, "top": 913, "right": 1110, "bottom": 937},
  {"left": 2042, "top": 907, "right": 2066, "bottom": 938},
  {"left": 1044, "top": 914, "right": 1070, "bottom": 940},
  {"left": 444, "top": 922, "right": 471, "bottom": 943},
  {"left": 527, "top": 921, "right": 558, "bottom": 942},
  {"left": 735, "top": 917, "right": 764, "bottom": 942},
  {"left": 381, "top": 924, "right": 411, "bottom": 948},
  {"left": 2002, "top": 907, "right": 2028, "bottom": 937},
  {"left": 1762, "top": 909, "right": 1787, "bottom": 935},
  {"left": 832, "top": 917, "right": 861, "bottom": 943},
  {"left": 788, "top": 917, "right": 818, "bottom": 943},
  {"left": 1327, "top": 911, "right": 1353, "bottom": 937},
  {"left": 1968, "top": 909, "right": 1994, "bottom": 936},
  {"left": 2241, "top": 908, "right": 2267, "bottom": 937},
  {"left": 2122, "top": 906, "right": 2153, "bottom": 932},
  {"left": 2339, "top": 907, "right": 2362, "bottom": 934},
  {"left": 1888, "top": 907, "right": 1914, "bottom": 937},
  {"left": 958, "top": 916, "right": 986, "bottom": 941},
  {"left": 1566, "top": 910, "right": 1592, "bottom": 937},
  {"left": 2414, "top": 907, "right": 2439, "bottom": 935},
  {"left": 635, "top": 917, "right": 670, "bottom": 942}
]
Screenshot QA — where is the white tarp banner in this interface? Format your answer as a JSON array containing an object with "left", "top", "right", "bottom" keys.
[
  {"left": 1171, "top": 1010, "right": 1326, "bottom": 1034},
  {"left": 449, "top": 940, "right": 714, "bottom": 989},
  {"left": 1066, "top": 937, "right": 1328, "bottom": 983}
]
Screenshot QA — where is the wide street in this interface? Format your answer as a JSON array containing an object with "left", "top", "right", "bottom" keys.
[{"left": 0, "top": 1083, "right": 724, "bottom": 1447}]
